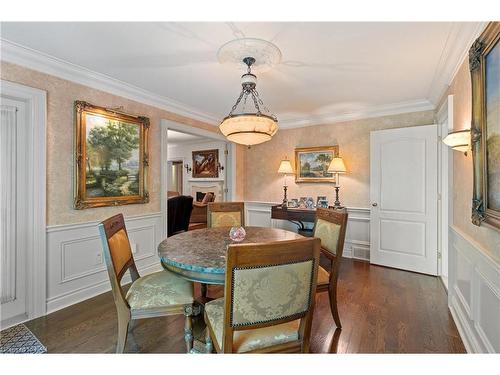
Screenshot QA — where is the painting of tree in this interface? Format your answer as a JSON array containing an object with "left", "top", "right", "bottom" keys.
[{"left": 85, "top": 114, "right": 140, "bottom": 198}]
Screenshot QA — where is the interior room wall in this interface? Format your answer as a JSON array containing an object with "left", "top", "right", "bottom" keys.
[
  {"left": 440, "top": 59, "right": 500, "bottom": 261},
  {"left": 243, "top": 110, "right": 435, "bottom": 209},
  {"left": 0, "top": 61, "right": 219, "bottom": 226},
  {"left": 167, "top": 139, "right": 227, "bottom": 198}
]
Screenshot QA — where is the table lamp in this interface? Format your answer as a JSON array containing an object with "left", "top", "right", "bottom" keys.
[
  {"left": 277, "top": 158, "right": 294, "bottom": 208},
  {"left": 327, "top": 157, "right": 346, "bottom": 207}
]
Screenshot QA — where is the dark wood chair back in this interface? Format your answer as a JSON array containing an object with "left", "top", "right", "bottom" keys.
[
  {"left": 207, "top": 202, "right": 245, "bottom": 228},
  {"left": 313, "top": 207, "right": 348, "bottom": 260},
  {"left": 98, "top": 214, "right": 140, "bottom": 309},
  {"left": 221, "top": 237, "right": 321, "bottom": 353},
  {"left": 168, "top": 195, "right": 194, "bottom": 237}
]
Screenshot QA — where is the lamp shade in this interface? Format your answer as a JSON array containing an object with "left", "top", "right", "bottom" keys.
[
  {"left": 219, "top": 114, "right": 278, "bottom": 146},
  {"left": 278, "top": 159, "right": 294, "bottom": 174},
  {"left": 327, "top": 157, "right": 346, "bottom": 173},
  {"left": 442, "top": 129, "right": 470, "bottom": 152}
]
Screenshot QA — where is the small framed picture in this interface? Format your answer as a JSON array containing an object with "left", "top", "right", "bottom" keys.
[
  {"left": 316, "top": 196, "right": 327, "bottom": 207},
  {"left": 306, "top": 197, "right": 315, "bottom": 209},
  {"left": 287, "top": 199, "right": 298, "bottom": 208},
  {"left": 318, "top": 199, "right": 329, "bottom": 208}
]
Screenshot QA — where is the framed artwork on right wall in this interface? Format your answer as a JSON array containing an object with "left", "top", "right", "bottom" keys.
[{"left": 470, "top": 21, "right": 500, "bottom": 230}]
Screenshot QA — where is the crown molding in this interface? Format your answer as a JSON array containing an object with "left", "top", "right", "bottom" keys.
[
  {"left": 427, "top": 22, "right": 488, "bottom": 105},
  {"left": 278, "top": 99, "right": 435, "bottom": 129},
  {"left": 0, "top": 38, "right": 220, "bottom": 126}
]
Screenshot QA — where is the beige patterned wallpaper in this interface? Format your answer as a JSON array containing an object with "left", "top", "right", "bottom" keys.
[
  {"left": 244, "top": 110, "right": 435, "bottom": 208},
  {"left": 439, "top": 59, "right": 500, "bottom": 261},
  {"left": 0, "top": 61, "right": 219, "bottom": 226}
]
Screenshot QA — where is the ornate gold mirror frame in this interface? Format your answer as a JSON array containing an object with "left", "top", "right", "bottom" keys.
[
  {"left": 470, "top": 22, "right": 500, "bottom": 230},
  {"left": 74, "top": 101, "right": 150, "bottom": 209}
]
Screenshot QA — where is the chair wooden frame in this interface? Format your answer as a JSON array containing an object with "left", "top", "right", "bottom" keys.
[
  {"left": 98, "top": 214, "right": 195, "bottom": 353},
  {"left": 313, "top": 207, "right": 348, "bottom": 328},
  {"left": 207, "top": 202, "right": 245, "bottom": 228},
  {"left": 204, "top": 237, "right": 321, "bottom": 353}
]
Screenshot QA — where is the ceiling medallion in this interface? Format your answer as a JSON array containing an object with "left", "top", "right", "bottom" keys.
[{"left": 218, "top": 39, "right": 281, "bottom": 146}]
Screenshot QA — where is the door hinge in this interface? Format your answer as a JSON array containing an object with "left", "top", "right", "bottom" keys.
[
  {"left": 224, "top": 188, "right": 228, "bottom": 193},
  {"left": 224, "top": 149, "right": 229, "bottom": 155},
  {"left": 437, "top": 252, "right": 442, "bottom": 259}
]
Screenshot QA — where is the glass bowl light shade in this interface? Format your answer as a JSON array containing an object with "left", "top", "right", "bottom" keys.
[
  {"left": 442, "top": 129, "right": 470, "bottom": 152},
  {"left": 220, "top": 114, "right": 278, "bottom": 146}
]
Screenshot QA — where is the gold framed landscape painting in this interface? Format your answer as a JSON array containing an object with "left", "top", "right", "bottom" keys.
[
  {"left": 74, "top": 101, "right": 149, "bottom": 209},
  {"left": 470, "top": 22, "right": 500, "bottom": 230},
  {"left": 295, "top": 146, "right": 339, "bottom": 183}
]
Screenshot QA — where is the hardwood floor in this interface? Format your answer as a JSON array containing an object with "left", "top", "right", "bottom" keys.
[{"left": 21, "top": 258, "right": 465, "bottom": 353}]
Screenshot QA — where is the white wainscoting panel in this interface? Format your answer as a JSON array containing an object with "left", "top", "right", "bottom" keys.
[
  {"left": 46, "top": 213, "right": 164, "bottom": 313},
  {"left": 244, "top": 202, "right": 370, "bottom": 261},
  {"left": 448, "top": 226, "right": 500, "bottom": 353}
]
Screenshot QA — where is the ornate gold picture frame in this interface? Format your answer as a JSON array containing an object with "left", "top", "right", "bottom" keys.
[
  {"left": 74, "top": 101, "right": 149, "bottom": 209},
  {"left": 295, "top": 146, "right": 339, "bottom": 183},
  {"left": 470, "top": 22, "right": 500, "bottom": 230}
]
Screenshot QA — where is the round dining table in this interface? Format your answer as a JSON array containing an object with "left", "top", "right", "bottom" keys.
[{"left": 158, "top": 226, "right": 303, "bottom": 285}]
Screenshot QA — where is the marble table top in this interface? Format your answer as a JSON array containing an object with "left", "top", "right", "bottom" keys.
[{"left": 158, "top": 227, "right": 303, "bottom": 278}]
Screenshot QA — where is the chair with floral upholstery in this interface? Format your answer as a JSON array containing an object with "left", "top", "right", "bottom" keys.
[
  {"left": 207, "top": 201, "right": 245, "bottom": 228},
  {"left": 313, "top": 207, "right": 348, "bottom": 328},
  {"left": 204, "top": 237, "right": 321, "bottom": 353},
  {"left": 98, "top": 213, "right": 195, "bottom": 353}
]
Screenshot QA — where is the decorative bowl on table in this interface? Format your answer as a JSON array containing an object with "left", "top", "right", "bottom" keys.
[{"left": 229, "top": 226, "right": 246, "bottom": 242}]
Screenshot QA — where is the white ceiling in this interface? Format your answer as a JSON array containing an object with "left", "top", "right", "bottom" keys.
[
  {"left": 0, "top": 22, "right": 485, "bottom": 127},
  {"left": 167, "top": 129, "right": 206, "bottom": 144}
]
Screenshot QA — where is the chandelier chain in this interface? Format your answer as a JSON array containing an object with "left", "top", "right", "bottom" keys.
[{"left": 228, "top": 89, "right": 245, "bottom": 117}]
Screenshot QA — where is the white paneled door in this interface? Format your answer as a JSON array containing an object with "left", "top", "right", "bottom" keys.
[
  {"left": 1, "top": 99, "right": 28, "bottom": 324},
  {"left": 370, "top": 125, "right": 438, "bottom": 275}
]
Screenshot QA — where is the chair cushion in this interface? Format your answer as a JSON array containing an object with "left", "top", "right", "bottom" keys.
[
  {"left": 317, "top": 266, "right": 330, "bottom": 286},
  {"left": 126, "top": 270, "right": 193, "bottom": 310},
  {"left": 314, "top": 218, "right": 341, "bottom": 255},
  {"left": 205, "top": 298, "right": 300, "bottom": 353},
  {"left": 210, "top": 211, "right": 242, "bottom": 227}
]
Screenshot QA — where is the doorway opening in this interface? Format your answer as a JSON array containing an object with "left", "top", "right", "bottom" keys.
[{"left": 160, "top": 121, "right": 236, "bottom": 238}]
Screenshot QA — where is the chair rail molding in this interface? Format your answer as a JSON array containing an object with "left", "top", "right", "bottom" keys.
[
  {"left": 448, "top": 225, "right": 500, "bottom": 353},
  {"left": 244, "top": 202, "right": 370, "bottom": 261},
  {"left": 46, "top": 213, "right": 164, "bottom": 314}
]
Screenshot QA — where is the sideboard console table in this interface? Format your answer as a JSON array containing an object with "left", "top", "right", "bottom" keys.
[{"left": 271, "top": 205, "right": 317, "bottom": 236}]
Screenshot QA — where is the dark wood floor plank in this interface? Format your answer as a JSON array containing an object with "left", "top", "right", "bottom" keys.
[{"left": 19, "top": 258, "right": 465, "bottom": 353}]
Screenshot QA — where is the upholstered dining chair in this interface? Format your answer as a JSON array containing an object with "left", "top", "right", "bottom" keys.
[
  {"left": 204, "top": 237, "right": 321, "bottom": 353},
  {"left": 207, "top": 201, "right": 245, "bottom": 228},
  {"left": 313, "top": 207, "right": 348, "bottom": 328},
  {"left": 98, "top": 214, "right": 195, "bottom": 353}
]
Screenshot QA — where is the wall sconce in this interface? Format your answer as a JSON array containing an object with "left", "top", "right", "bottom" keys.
[
  {"left": 184, "top": 163, "right": 192, "bottom": 173},
  {"left": 443, "top": 129, "right": 470, "bottom": 155}
]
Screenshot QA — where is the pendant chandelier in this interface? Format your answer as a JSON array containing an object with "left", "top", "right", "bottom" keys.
[{"left": 219, "top": 57, "right": 278, "bottom": 146}]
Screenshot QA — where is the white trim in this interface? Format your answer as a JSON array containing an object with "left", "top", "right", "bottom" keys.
[
  {"left": 448, "top": 225, "right": 500, "bottom": 353},
  {"left": 437, "top": 95, "right": 454, "bottom": 290},
  {"left": 46, "top": 212, "right": 162, "bottom": 232},
  {"left": 278, "top": 99, "right": 435, "bottom": 129},
  {"left": 427, "top": 22, "right": 488, "bottom": 104},
  {"left": 1, "top": 38, "right": 219, "bottom": 126},
  {"left": 0, "top": 80, "right": 47, "bottom": 321}
]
